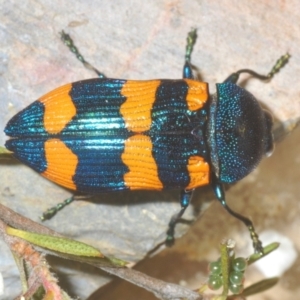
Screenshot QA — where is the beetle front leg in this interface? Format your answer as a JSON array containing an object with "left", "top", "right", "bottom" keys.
[
  {"left": 211, "top": 173, "right": 264, "bottom": 254},
  {"left": 166, "top": 189, "right": 194, "bottom": 245},
  {"left": 223, "top": 53, "right": 290, "bottom": 84}
]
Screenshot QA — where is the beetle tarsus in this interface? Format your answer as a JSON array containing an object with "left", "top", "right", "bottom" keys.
[
  {"left": 267, "top": 53, "right": 290, "bottom": 78},
  {"left": 249, "top": 225, "right": 264, "bottom": 255}
]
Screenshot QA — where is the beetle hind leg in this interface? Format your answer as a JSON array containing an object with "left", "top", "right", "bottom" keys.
[
  {"left": 40, "top": 194, "right": 91, "bottom": 221},
  {"left": 60, "top": 30, "right": 107, "bottom": 78}
]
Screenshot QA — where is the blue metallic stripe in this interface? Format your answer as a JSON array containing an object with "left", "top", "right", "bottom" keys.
[
  {"left": 5, "top": 101, "right": 48, "bottom": 173},
  {"left": 65, "top": 79, "right": 130, "bottom": 193},
  {"left": 150, "top": 80, "right": 207, "bottom": 188},
  {"left": 4, "top": 101, "right": 47, "bottom": 137},
  {"left": 5, "top": 138, "right": 47, "bottom": 173}
]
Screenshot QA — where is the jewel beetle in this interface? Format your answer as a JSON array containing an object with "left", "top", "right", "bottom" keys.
[{"left": 4, "top": 29, "right": 289, "bottom": 253}]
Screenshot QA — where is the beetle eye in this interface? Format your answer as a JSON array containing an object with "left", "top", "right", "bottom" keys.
[{"left": 263, "top": 110, "right": 274, "bottom": 157}]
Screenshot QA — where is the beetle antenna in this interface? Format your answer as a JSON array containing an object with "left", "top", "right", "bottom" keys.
[
  {"left": 185, "top": 28, "right": 197, "bottom": 63},
  {"left": 60, "top": 31, "right": 106, "bottom": 78},
  {"left": 224, "top": 53, "right": 290, "bottom": 84}
]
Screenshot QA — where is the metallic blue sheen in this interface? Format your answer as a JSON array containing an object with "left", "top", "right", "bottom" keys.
[
  {"left": 5, "top": 101, "right": 48, "bottom": 173},
  {"left": 215, "top": 82, "right": 271, "bottom": 183},
  {"left": 5, "top": 139, "right": 47, "bottom": 173},
  {"left": 150, "top": 80, "right": 208, "bottom": 188},
  {"left": 4, "top": 78, "right": 209, "bottom": 193},
  {"left": 5, "top": 101, "right": 46, "bottom": 137},
  {"left": 180, "top": 190, "right": 192, "bottom": 207},
  {"left": 66, "top": 79, "right": 130, "bottom": 193}
]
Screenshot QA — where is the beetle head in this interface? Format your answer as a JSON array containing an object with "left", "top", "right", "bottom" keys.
[{"left": 207, "top": 82, "right": 274, "bottom": 183}]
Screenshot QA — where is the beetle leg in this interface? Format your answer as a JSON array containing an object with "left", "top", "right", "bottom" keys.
[
  {"left": 166, "top": 189, "right": 194, "bottom": 245},
  {"left": 183, "top": 61, "right": 194, "bottom": 79},
  {"left": 223, "top": 53, "right": 290, "bottom": 84},
  {"left": 182, "top": 29, "right": 197, "bottom": 79},
  {"left": 60, "top": 30, "right": 107, "bottom": 78},
  {"left": 40, "top": 194, "right": 91, "bottom": 221},
  {"left": 211, "top": 173, "right": 264, "bottom": 254}
]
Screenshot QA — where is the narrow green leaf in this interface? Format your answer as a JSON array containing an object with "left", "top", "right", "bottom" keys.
[
  {"left": 241, "top": 277, "right": 279, "bottom": 296},
  {"left": 248, "top": 242, "right": 280, "bottom": 265},
  {"left": 7, "top": 226, "right": 104, "bottom": 257},
  {"left": 107, "top": 256, "right": 128, "bottom": 266},
  {"left": 0, "top": 146, "right": 13, "bottom": 156}
]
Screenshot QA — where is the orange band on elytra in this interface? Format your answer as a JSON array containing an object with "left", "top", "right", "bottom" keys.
[
  {"left": 185, "top": 155, "right": 210, "bottom": 190},
  {"left": 42, "top": 138, "right": 77, "bottom": 190},
  {"left": 184, "top": 79, "right": 209, "bottom": 111},
  {"left": 120, "top": 80, "right": 161, "bottom": 132},
  {"left": 39, "top": 83, "right": 76, "bottom": 134},
  {"left": 122, "top": 134, "right": 163, "bottom": 190}
]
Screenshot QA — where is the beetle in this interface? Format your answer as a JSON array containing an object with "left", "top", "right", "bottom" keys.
[{"left": 4, "top": 29, "right": 289, "bottom": 253}]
